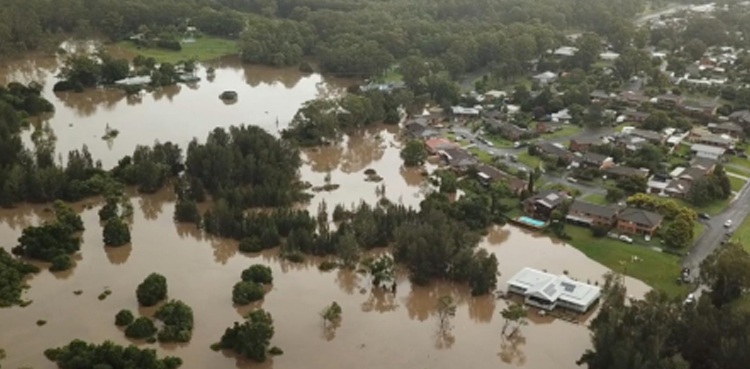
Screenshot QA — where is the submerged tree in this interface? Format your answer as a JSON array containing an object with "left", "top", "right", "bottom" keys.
[
  {"left": 216, "top": 309, "right": 275, "bottom": 362},
  {"left": 136, "top": 273, "right": 168, "bottom": 306},
  {"left": 436, "top": 295, "right": 457, "bottom": 333},
  {"left": 500, "top": 303, "right": 528, "bottom": 337},
  {"left": 320, "top": 301, "right": 342, "bottom": 327}
]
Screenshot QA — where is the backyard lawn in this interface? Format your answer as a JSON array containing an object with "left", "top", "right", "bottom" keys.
[
  {"left": 582, "top": 193, "right": 609, "bottom": 205},
  {"left": 728, "top": 156, "right": 750, "bottom": 171},
  {"left": 379, "top": 65, "right": 403, "bottom": 83},
  {"left": 517, "top": 152, "right": 542, "bottom": 169},
  {"left": 540, "top": 124, "right": 582, "bottom": 139},
  {"left": 729, "top": 176, "right": 746, "bottom": 192},
  {"left": 565, "top": 226, "right": 687, "bottom": 297},
  {"left": 111, "top": 36, "right": 238, "bottom": 63},
  {"left": 485, "top": 134, "right": 514, "bottom": 148},
  {"left": 468, "top": 147, "right": 493, "bottom": 164}
]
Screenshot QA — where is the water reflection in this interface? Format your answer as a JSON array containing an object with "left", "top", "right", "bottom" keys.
[
  {"left": 334, "top": 269, "right": 361, "bottom": 295},
  {"left": 105, "top": 244, "right": 132, "bottom": 265},
  {"left": 498, "top": 333, "right": 527, "bottom": 365},
  {"left": 360, "top": 286, "right": 399, "bottom": 313},
  {"left": 468, "top": 295, "right": 496, "bottom": 323}
]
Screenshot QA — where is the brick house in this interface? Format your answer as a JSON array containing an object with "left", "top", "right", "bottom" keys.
[
  {"left": 533, "top": 142, "right": 575, "bottom": 163},
  {"left": 569, "top": 137, "right": 603, "bottom": 153},
  {"left": 565, "top": 200, "right": 620, "bottom": 228},
  {"left": 616, "top": 208, "right": 664, "bottom": 236},
  {"left": 474, "top": 164, "right": 527, "bottom": 195}
]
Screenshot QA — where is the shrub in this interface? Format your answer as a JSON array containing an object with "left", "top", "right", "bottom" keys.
[
  {"left": 299, "top": 62, "right": 314, "bottom": 73},
  {"left": 103, "top": 217, "right": 131, "bottom": 246},
  {"left": 269, "top": 346, "right": 284, "bottom": 355},
  {"left": 155, "top": 300, "right": 194, "bottom": 343},
  {"left": 239, "top": 237, "right": 264, "bottom": 253},
  {"left": 217, "top": 309, "right": 274, "bottom": 362},
  {"left": 49, "top": 254, "right": 72, "bottom": 271},
  {"left": 241, "top": 265, "right": 273, "bottom": 284},
  {"left": 45, "top": 340, "right": 182, "bottom": 368},
  {"left": 115, "top": 309, "right": 135, "bottom": 327},
  {"left": 125, "top": 317, "right": 157, "bottom": 339},
  {"left": 591, "top": 225, "right": 610, "bottom": 238},
  {"left": 232, "top": 281, "right": 265, "bottom": 305},
  {"left": 136, "top": 273, "right": 168, "bottom": 306}
]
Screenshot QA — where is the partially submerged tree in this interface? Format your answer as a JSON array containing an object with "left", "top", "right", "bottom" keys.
[
  {"left": 436, "top": 295, "right": 457, "bottom": 333},
  {"left": 136, "top": 273, "right": 168, "bottom": 306},
  {"left": 321, "top": 301, "right": 342, "bottom": 327},
  {"left": 500, "top": 302, "right": 528, "bottom": 337}
]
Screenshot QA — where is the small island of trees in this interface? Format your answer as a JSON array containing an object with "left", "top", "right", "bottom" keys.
[
  {"left": 136, "top": 273, "right": 168, "bottom": 307},
  {"left": 214, "top": 309, "right": 276, "bottom": 363},
  {"left": 45, "top": 340, "right": 182, "bottom": 369}
]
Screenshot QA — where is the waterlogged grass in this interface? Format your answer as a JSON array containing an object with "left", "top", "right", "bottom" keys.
[
  {"left": 111, "top": 36, "right": 238, "bottom": 63},
  {"left": 565, "top": 225, "right": 687, "bottom": 297}
]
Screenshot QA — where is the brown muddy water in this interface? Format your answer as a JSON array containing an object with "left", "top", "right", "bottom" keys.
[{"left": 0, "top": 47, "right": 649, "bottom": 369}]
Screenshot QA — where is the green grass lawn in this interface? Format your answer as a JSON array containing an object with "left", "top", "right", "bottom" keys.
[
  {"left": 729, "top": 176, "right": 746, "bottom": 192},
  {"left": 485, "top": 134, "right": 514, "bottom": 148},
  {"left": 468, "top": 147, "right": 493, "bottom": 164},
  {"left": 730, "top": 214, "right": 750, "bottom": 251},
  {"left": 541, "top": 124, "right": 582, "bottom": 139},
  {"left": 728, "top": 156, "right": 750, "bottom": 171},
  {"left": 582, "top": 193, "right": 609, "bottom": 205},
  {"left": 111, "top": 36, "right": 238, "bottom": 63},
  {"left": 565, "top": 226, "right": 687, "bottom": 297},
  {"left": 517, "top": 152, "right": 542, "bottom": 169},
  {"left": 379, "top": 65, "right": 403, "bottom": 83}
]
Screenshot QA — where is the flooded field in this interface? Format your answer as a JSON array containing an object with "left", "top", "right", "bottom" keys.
[{"left": 0, "top": 46, "right": 649, "bottom": 369}]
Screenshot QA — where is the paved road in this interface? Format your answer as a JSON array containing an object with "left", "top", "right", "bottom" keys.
[{"left": 682, "top": 180, "right": 750, "bottom": 277}]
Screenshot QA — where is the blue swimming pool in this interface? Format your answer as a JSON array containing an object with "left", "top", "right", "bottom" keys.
[{"left": 517, "top": 216, "right": 546, "bottom": 228}]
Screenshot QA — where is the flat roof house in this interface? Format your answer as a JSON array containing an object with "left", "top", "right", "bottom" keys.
[
  {"left": 616, "top": 208, "right": 664, "bottom": 236},
  {"left": 507, "top": 267, "right": 601, "bottom": 313},
  {"left": 690, "top": 143, "right": 726, "bottom": 160},
  {"left": 566, "top": 200, "right": 620, "bottom": 228}
]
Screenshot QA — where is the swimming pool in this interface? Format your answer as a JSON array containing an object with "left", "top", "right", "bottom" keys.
[{"left": 517, "top": 216, "right": 546, "bottom": 228}]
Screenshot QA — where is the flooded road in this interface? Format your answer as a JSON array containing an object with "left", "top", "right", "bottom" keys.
[{"left": 0, "top": 47, "right": 650, "bottom": 369}]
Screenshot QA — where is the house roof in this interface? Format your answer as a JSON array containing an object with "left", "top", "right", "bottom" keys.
[
  {"left": 691, "top": 143, "right": 726, "bottom": 156},
  {"left": 666, "top": 179, "right": 691, "bottom": 194},
  {"left": 570, "top": 137, "right": 604, "bottom": 146},
  {"left": 569, "top": 200, "right": 620, "bottom": 219},
  {"left": 690, "top": 157, "right": 716, "bottom": 171},
  {"left": 425, "top": 138, "right": 457, "bottom": 151},
  {"left": 679, "top": 167, "right": 707, "bottom": 181},
  {"left": 507, "top": 267, "right": 601, "bottom": 307},
  {"left": 713, "top": 122, "right": 743, "bottom": 133},
  {"left": 527, "top": 189, "right": 568, "bottom": 209},
  {"left": 536, "top": 142, "right": 573, "bottom": 158},
  {"left": 657, "top": 93, "right": 683, "bottom": 103},
  {"left": 729, "top": 110, "right": 750, "bottom": 123},
  {"left": 475, "top": 164, "right": 527, "bottom": 191},
  {"left": 619, "top": 91, "right": 649, "bottom": 103},
  {"left": 581, "top": 152, "right": 610, "bottom": 164},
  {"left": 618, "top": 208, "right": 664, "bottom": 228},
  {"left": 623, "top": 109, "right": 651, "bottom": 120},
  {"left": 605, "top": 166, "right": 649, "bottom": 178},
  {"left": 630, "top": 129, "right": 663, "bottom": 141},
  {"left": 533, "top": 71, "right": 558, "bottom": 80},
  {"left": 440, "top": 148, "right": 477, "bottom": 167}
]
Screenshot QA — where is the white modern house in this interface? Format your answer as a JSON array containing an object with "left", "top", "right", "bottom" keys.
[{"left": 506, "top": 267, "right": 601, "bottom": 313}]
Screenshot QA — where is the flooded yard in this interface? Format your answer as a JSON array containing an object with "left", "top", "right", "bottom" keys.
[{"left": 0, "top": 46, "right": 649, "bottom": 369}]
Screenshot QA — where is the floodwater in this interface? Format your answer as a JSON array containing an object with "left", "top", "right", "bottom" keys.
[{"left": 0, "top": 47, "right": 650, "bottom": 369}]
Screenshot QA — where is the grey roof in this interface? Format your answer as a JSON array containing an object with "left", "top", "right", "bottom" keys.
[
  {"left": 729, "top": 110, "right": 750, "bottom": 123},
  {"left": 569, "top": 200, "right": 620, "bottom": 219},
  {"left": 605, "top": 166, "right": 649, "bottom": 178},
  {"left": 528, "top": 189, "right": 568, "bottom": 209},
  {"left": 441, "top": 148, "right": 477, "bottom": 167},
  {"left": 690, "top": 157, "right": 716, "bottom": 170},
  {"left": 582, "top": 152, "right": 609, "bottom": 163},
  {"left": 570, "top": 137, "right": 604, "bottom": 146},
  {"left": 618, "top": 208, "right": 664, "bottom": 227},
  {"left": 691, "top": 144, "right": 726, "bottom": 155},
  {"left": 714, "top": 122, "right": 743, "bottom": 132},
  {"left": 537, "top": 142, "right": 573, "bottom": 158},
  {"left": 679, "top": 167, "right": 707, "bottom": 181},
  {"left": 630, "top": 129, "right": 663, "bottom": 142}
]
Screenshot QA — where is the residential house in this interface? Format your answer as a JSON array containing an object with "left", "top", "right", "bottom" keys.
[
  {"left": 649, "top": 159, "right": 715, "bottom": 198},
  {"left": 523, "top": 190, "right": 569, "bottom": 220},
  {"left": 690, "top": 143, "right": 726, "bottom": 160},
  {"left": 424, "top": 138, "right": 457, "bottom": 154},
  {"left": 506, "top": 267, "right": 601, "bottom": 313},
  {"left": 614, "top": 134, "right": 649, "bottom": 152},
  {"left": 618, "top": 91, "right": 650, "bottom": 106},
  {"left": 573, "top": 152, "right": 615, "bottom": 170},
  {"left": 689, "top": 127, "right": 733, "bottom": 148},
  {"left": 536, "top": 121, "right": 563, "bottom": 134},
  {"left": 621, "top": 109, "right": 651, "bottom": 123},
  {"left": 690, "top": 157, "right": 717, "bottom": 172},
  {"left": 451, "top": 106, "right": 481, "bottom": 117},
  {"left": 474, "top": 164, "right": 527, "bottom": 195},
  {"left": 439, "top": 148, "right": 478, "bottom": 171},
  {"left": 484, "top": 90, "right": 507, "bottom": 101},
  {"left": 708, "top": 122, "right": 744, "bottom": 139},
  {"left": 616, "top": 208, "right": 664, "bottom": 236},
  {"left": 569, "top": 137, "right": 604, "bottom": 153},
  {"left": 604, "top": 166, "right": 650, "bottom": 180},
  {"left": 488, "top": 120, "right": 528, "bottom": 141},
  {"left": 404, "top": 118, "right": 438, "bottom": 139},
  {"left": 590, "top": 90, "right": 613, "bottom": 102},
  {"left": 533, "top": 71, "right": 558, "bottom": 85},
  {"left": 655, "top": 93, "right": 683, "bottom": 108},
  {"left": 629, "top": 129, "right": 664, "bottom": 145},
  {"left": 729, "top": 110, "right": 750, "bottom": 128},
  {"left": 679, "top": 100, "right": 719, "bottom": 120},
  {"left": 565, "top": 200, "right": 620, "bottom": 228},
  {"left": 554, "top": 46, "right": 578, "bottom": 57},
  {"left": 534, "top": 142, "right": 575, "bottom": 163}
]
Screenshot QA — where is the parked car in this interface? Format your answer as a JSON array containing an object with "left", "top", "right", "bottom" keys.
[
  {"left": 698, "top": 213, "right": 710, "bottom": 220},
  {"left": 684, "top": 293, "right": 695, "bottom": 304},
  {"left": 566, "top": 177, "right": 578, "bottom": 183},
  {"left": 724, "top": 219, "right": 733, "bottom": 228},
  {"left": 618, "top": 235, "right": 633, "bottom": 244}
]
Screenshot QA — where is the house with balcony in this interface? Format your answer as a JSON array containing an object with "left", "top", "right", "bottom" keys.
[
  {"left": 523, "top": 190, "right": 569, "bottom": 220},
  {"left": 616, "top": 208, "right": 664, "bottom": 236},
  {"left": 506, "top": 267, "right": 601, "bottom": 313}
]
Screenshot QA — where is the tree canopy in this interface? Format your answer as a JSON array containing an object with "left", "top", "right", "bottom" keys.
[
  {"left": 136, "top": 273, "right": 168, "bottom": 306},
  {"left": 44, "top": 340, "right": 182, "bottom": 369},
  {"left": 217, "top": 309, "right": 275, "bottom": 362}
]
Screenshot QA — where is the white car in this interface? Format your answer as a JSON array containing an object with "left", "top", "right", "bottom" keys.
[
  {"left": 618, "top": 235, "right": 633, "bottom": 244},
  {"left": 684, "top": 293, "right": 695, "bottom": 304},
  {"left": 724, "top": 219, "right": 733, "bottom": 228}
]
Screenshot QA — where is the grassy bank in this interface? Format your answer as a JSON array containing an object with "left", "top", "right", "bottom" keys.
[
  {"left": 731, "top": 214, "right": 750, "bottom": 251},
  {"left": 565, "top": 225, "right": 687, "bottom": 297},
  {"left": 730, "top": 176, "right": 746, "bottom": 192},
  {"left": 111, "top": 36, "right": 238, "bottom": 63}
]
